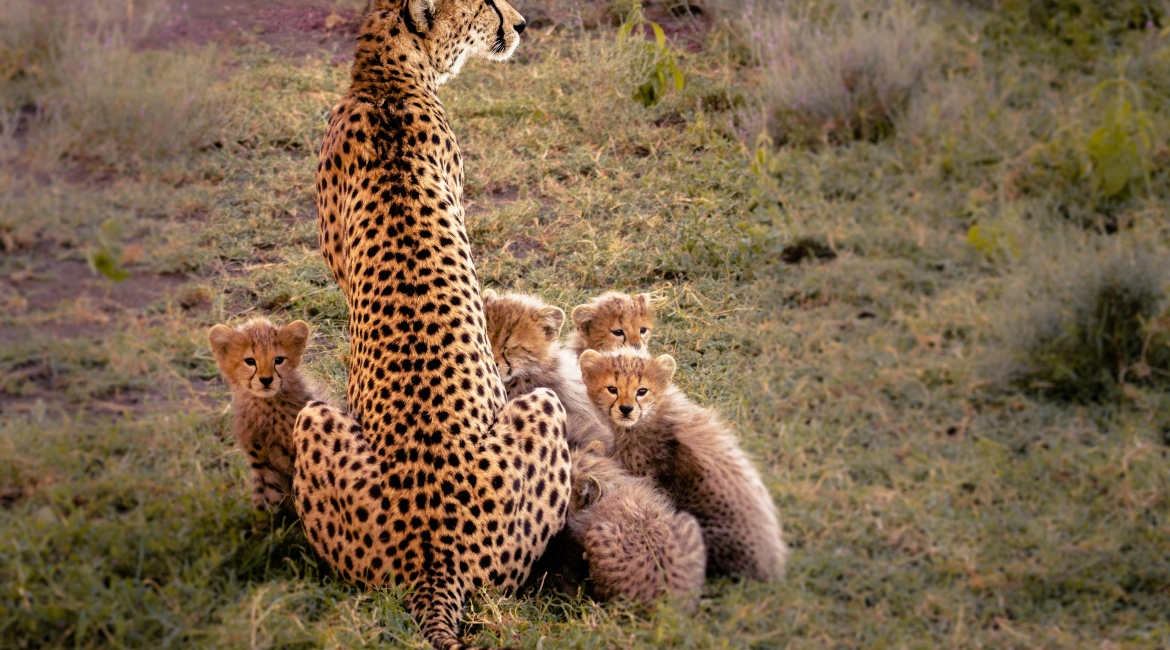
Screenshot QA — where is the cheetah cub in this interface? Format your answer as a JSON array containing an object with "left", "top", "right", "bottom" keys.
[
  {"left": 578, "top": 349, "right": 789, "bottom": 582},
  {"left": 568, "top": 440, "right": 706, "bottom": 605},
  {"left": 483, "top": 289, "right": 612, "bottom": 452},
  {"left": 567, "top": 291, "right": 654, "bottom": 357},
  {"left": 208, "top": 318, "right": 316, "bottom": 513}
]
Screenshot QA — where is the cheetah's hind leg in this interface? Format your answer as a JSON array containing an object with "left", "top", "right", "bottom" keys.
[
  {"left": 477, "top": 387, "right": 573, "bottom": 584},
  {"left": 292, "top": 400, "right": 385, "bottom": 585}
]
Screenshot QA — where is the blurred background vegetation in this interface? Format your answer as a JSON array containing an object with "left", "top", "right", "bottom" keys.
[{"left": 1, "top": 0, "right": 1169, "bottom": 647}]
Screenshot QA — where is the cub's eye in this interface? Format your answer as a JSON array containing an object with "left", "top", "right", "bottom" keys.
[
  {"left": 244, "top": 358, "right": 256, "bottom": 366},
  {"left": 636, "top": 388, "right": 648, "bottom": 397},
  {"left": 639, "top": 327, "right": 649, "bottom": 335},
  {"left": 606, "top": 386, "right": 618, "bottom": 395},
  {"left": 611, "top": 329, "right": 624, "bottom": 337},
  {"left": 274, "top": 357, "right": 286, "bottom": 365}
]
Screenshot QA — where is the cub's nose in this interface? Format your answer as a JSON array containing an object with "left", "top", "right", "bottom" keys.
[
  {"left": 619, "top": 405, "right": 634, "bottom": 416},
  {"left": 259, "top": 376, "right": 274, "bottom": 387},
  {"left": 514, "top": 20, "right": 526, "bottom": 34}
]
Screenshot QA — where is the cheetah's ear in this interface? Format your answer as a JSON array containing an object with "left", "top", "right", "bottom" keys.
[
  {"left": 481, "top": 288, "right": 498, "bottom": 304},
  {"left": 208, "top": 325, "right": 238, "bottom": 364},
  {"left": 278, "top": 320, "right": 311, "bottom": 362},
  {"left": 571, "top": 303, "right": 597, "bottom": 334},
  {"left": 583, "top": 440, "right": 606, "bottom": 456},
  {"left": 653, "top": 354, "right": 677, "bottom": 384},
  {"left": 539, "top": 306, "right": 565, "bottom": 341},
  {"left": 407, "top": 0, "right": 435, "bottom": 31},
  {"left": 578, "top": 349, "right": 603, "bottom": 377}
]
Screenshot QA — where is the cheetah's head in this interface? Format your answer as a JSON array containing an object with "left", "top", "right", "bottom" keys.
[
  {"left": 571, "top": 292, "right": 654, "bottom": 353},
  {"left": 208, "top": 318, "right": 310, "bottom": 399},
  {"left": 579, "top": 349, "right": 676, "bottom": 428},
  {"left": 371, "top": 0, "right": 527, "bottom": 83},
  {"left": 482, "top": 289, "right": 565, "bottom": 383}
]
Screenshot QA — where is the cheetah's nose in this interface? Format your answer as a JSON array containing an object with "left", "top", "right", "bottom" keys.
[
  {"left": 619, "top": 405, "right": 633, "bottom": 416},
  {"left": 260, "top": 376, "right": 273, "bottom": 387},
  {"left": 514, "top": 20, "right": 526, "bottom": 34}
]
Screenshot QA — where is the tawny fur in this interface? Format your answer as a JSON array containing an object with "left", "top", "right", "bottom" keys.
[
  {"left": 579, "top": 350, "right": 789, "bottom": 582},
  {"left": 567, "top": 292, "right": 654, "bottom": 357},
  {"left": 208, "top": 318, "right": 316, "bottom": 512},
  {"left": 483, "top": 289, "right": 613, "bottom": 453},
  {"left": 565, "top": 441, "right": 706, "bottom": 604},
  {"left": 293, "top": 2, "right": 572, "bottom": 649}
]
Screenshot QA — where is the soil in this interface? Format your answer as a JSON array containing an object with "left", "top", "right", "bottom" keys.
[
  {"left": 0, "top": 242, "right": 199, "bottom": 417},
  {"left": 140, "top": 0, "right": 365, "bottom": 60}
]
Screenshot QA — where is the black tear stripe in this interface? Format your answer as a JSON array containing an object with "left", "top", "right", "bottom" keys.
[{"left": 483, "top": 0, "right": 506, "bottom": 53}]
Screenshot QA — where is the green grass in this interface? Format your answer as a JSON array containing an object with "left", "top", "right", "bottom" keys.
[{"left": 2, "top": 0, "right": 1170, "bottom": 647}]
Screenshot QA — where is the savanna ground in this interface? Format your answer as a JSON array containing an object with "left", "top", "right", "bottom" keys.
[{"left": 2, "top": 0, "right": 1170, "bottom": 647}]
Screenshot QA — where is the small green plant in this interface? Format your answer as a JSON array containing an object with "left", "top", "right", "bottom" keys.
[
  {"left": 87, "top": 218, "right": 130, "bottom": 282},
  {"left": 616, "top": 10, "right": 684, "bottom": 107},
  {"left": 966, "top": 224, "right": 1020, "bottom": 261},
  {"left": 1086, "top": 64, "right": 1155, "bottom": 199}
]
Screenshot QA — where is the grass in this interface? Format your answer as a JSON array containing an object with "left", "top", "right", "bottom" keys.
[
  {"left": 2, "top": 0, "right": 1170, "bottom": 647},
  {"left": 734, "top": 0, "right": 929, "bottom": 145},
  {"left": 990, "top": 243, "right": 1170, "bottom": 403}
]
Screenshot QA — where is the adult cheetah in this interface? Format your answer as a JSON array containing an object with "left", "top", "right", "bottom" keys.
[{"left": 292, "top": 2, "right": 571, "bottom": 648}]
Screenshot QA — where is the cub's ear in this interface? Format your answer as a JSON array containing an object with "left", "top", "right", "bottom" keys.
[
  {"left": 577, "top": 349, "right": 603, "bottom": 376},
  {"left": 481, "top": 288, "right": 498, "bottom": 303},
  {"left": 539, "top": 306, "right": 565, "bottom": 341},
  {"left": 583, "top": 440, "right": 607, "bottom": 456},
  {"left": 407, "top": 0, "right": 436, "bottom": 31},
  {"left": 635, "top": 293, "right": 653, "bottom": 312},
  {"left": 571, "top": 303, "right": 597, "bottom": 333},
  {"left": 208, "top": 325, "right": 238, "bottom": 363},
  {"left": 279, "top": 320, "right": 311, "bottom": 360},
  {"left": 576, "top": 475, "right": 604, "bottom": 510},
  {"left": 653, "top": 354, "right": 677, "bottom": 383}
]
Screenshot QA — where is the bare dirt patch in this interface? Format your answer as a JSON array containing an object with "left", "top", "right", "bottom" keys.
[
  {"left": 142, "top": 0, "right": 364, "bottom": 59},
  {"left": 3, "top": 255, "right": 185, "bottom": 327},
  {"left": 0, "top": 242, "right": 208, "bottom": 417},
  {"left": 504, "top": 236, "right": 544, "bottom": 260}
]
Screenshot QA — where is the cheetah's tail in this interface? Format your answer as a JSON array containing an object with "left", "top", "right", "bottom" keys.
[{"left": 408, "top": 573, "right": 518, "bottom": 650}]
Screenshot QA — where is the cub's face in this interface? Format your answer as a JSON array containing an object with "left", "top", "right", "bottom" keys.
[
  {"left": 578, "top": 350, "right": 676, "bottom": 428},
  {"left": 482, "top": 289, "right": 565, "bottom": 382},
  {"left": 571, "top": 292, "right": 654, "bottom": 353},
  {"left": 208, "top": 319, "right": 310, "bottom": 398}
]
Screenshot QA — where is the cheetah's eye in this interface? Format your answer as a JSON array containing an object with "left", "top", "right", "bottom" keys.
[
  {"left": 611, "top": 329, "right": 624, "bottom": 337},
  {"left": 274, "top": 357, "right": 286, "bottom": 365},
  {"left": 244, "top": 358, "right": 256, "bottom": 367},
  {"left": 636, "top": 388, "right": 648, "bottom": 397},
  {"left": 606, "top": 386, "right": 618, "bottom": 395},
  {"left": 639, "top": 328, "right": 648, "bottom": 335}
]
